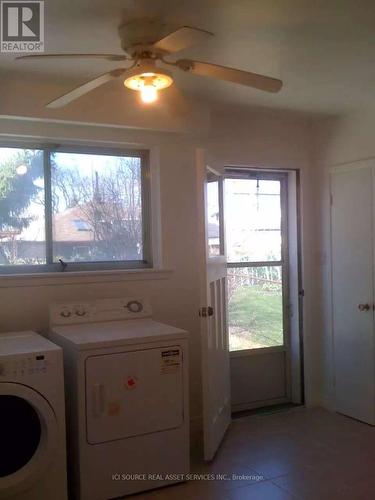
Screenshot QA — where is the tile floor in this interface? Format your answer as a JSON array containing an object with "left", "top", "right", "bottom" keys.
[{"left": 127, "top": 407, "right": 375, "bottom": 500}]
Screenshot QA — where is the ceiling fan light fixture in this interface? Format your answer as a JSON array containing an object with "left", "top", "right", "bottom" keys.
[
  {"left": 17, "top": 21, "right": 283, "bottom": 109},
  {"left": 124, "top": 63, "right": 173, "bottom": 103}
]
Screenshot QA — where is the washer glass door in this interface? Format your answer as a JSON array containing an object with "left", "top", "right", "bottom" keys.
[
  {"left": 0, "top": 395, "right": 42, "bottom": 477},
  {"left": 0, "top": 383, "right": 58, "bottom": 496}
]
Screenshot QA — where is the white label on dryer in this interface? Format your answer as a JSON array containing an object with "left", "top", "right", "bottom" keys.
[{"left": 161, "top": 348, "right": 181, "bottom": 374}]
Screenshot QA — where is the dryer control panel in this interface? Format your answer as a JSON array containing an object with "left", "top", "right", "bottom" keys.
[{"left": 50, "top": 298, "right": 152, "bottom": 325}]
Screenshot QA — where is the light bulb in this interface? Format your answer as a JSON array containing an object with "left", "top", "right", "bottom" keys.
[{"left": 140, "top": 85, "right": 158, "bottom": 104}]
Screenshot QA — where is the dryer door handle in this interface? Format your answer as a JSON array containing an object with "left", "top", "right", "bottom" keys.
[{"left": 92, "top": 384, "right": 105, "bottom": 417}]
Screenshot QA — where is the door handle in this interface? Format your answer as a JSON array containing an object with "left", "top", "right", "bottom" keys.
[{"left": 358, "top": 303, "right": 371, "bottom": 312}]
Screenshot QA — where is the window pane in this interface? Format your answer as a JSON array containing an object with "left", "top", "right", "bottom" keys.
[
  {"left": 0, "top": 148, "right": 45, "bottom": 266},
  {"left": 228, "top": 266, "right": 283, "bottom": 351},
  {"left": 51, "top": 152, "right": 143, "bottom": 263},
  {"left": 207, "top": 180, "right": 222, "bottom": 257},
  {"left": 226, "top": 178, "right": 281, "bottom": 262}
]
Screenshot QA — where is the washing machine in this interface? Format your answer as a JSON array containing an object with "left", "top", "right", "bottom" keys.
[
  {"left": 49, "top": 298, "right": 189, "bottom": 500},
  {"left": 0, "top": 331, "right": 68, "bottom": 500}
]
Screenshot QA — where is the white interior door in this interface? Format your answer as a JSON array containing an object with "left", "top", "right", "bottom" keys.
[
  {"left": 196, "top": 149, "right": 231, "bottom": 461},
  {"left": 331, "top": 165, "right": 375, "bottom": 424}
]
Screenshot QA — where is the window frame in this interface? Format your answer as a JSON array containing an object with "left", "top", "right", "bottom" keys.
[
  {"left": 0, "top": 142, "right": 152, "bottom": 274},
  {"left": 206, "top": 167, "right": 225, "bottom": 258}
]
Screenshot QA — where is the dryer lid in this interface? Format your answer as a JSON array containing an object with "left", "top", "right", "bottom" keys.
[{"left": 51, "top": 319, "right": 188, "bottom": 350}]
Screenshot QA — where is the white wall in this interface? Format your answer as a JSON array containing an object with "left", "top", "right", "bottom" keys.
[
  {"left": 314, "top": 109, "right": 375, "bottom": 409},
  {"left": 0, "top": 104, "right": 318, "bottom": 448},
  {"left": 0, "top": 118, "right": 204, "bottom": 429},
  {"left": 208, "top": 107, "right": 321, "bottom": 406}
]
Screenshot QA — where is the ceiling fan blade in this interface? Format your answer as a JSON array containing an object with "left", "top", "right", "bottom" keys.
[
  {"left": 153, "top": 26, "right": 213, "bottom": 54},
  {"left": 16, "top": 53, "right": 128, "bottom": 62},
  {"left": 46, "top": 68, "right": 127, "bottom": 109},
  {"left": 176, "top": 59, "right": 282, "bottom": 93}
]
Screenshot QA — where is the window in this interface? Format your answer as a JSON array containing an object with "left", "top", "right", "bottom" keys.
[
  {"left": 225, "top": 174, "right": 288, "bottom": 351},
  {"left": 73, "top": 220, "right": 91, "bottom": 232},
  {"left": 0, "top": 145, "right": 150, "bottom": 273}
]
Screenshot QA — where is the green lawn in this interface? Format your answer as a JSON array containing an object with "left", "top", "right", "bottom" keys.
[{"left": 228, "top": 285, "right": 283, "bottom": 350}]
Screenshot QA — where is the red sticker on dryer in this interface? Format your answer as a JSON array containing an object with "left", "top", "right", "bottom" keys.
[{"left": 124, "top": 376, "right": 137, "bottom": 389}]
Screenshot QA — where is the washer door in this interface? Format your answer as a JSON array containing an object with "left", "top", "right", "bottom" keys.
[{"left": 0, "top": 383, "right": 58, "bottom": 497}]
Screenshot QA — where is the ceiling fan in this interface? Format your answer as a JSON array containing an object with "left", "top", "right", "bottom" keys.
[{"left": 16, "top": 18, "right": 283, "bottom": 108}]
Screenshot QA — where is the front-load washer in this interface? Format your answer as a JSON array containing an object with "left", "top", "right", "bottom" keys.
[
  {"left": 0, "top": 331, "right": 68, "bottom": 500},
  {"left": 49, "top": 298, "right": 189, "bottom": 500}
]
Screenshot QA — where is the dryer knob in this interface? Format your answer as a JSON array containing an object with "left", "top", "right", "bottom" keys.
[
  {"left": 126, "top": 300, "right": 143, "bottom": 313},
  {"left": 60, "top": 308, "right": 72, "bottom": 318}
]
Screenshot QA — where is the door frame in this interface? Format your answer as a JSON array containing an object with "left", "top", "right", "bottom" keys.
[{"left": 224, "top": 167, "right": 304, "bottom": 410}]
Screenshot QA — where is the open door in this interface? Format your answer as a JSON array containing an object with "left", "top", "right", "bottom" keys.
[{"left": 196, "top": 149, "right": 231, "bottom": 461}]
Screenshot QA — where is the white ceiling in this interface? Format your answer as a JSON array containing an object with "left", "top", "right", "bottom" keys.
[{"left": 1, "top": 0, "right": 375, "bottom": 115}]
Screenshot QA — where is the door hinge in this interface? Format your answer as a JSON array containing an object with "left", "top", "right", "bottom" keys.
[{"left": 199, "top": 306, "right": 214, "bottom": 317}]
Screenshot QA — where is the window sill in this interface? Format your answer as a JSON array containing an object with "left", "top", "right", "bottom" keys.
[{"left": 0, "top": 268, "right": 173, "bottom": 288}]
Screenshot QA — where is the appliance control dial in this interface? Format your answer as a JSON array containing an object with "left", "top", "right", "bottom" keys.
[
  {"left": 126, "top": 300, "right": 143, "bottom": 313},
  {"left": 75, "top": 307, "right": 87, "bottom": 317},
  {"left": 60, "top": 307, "right": 72, "bottom": 318}
]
